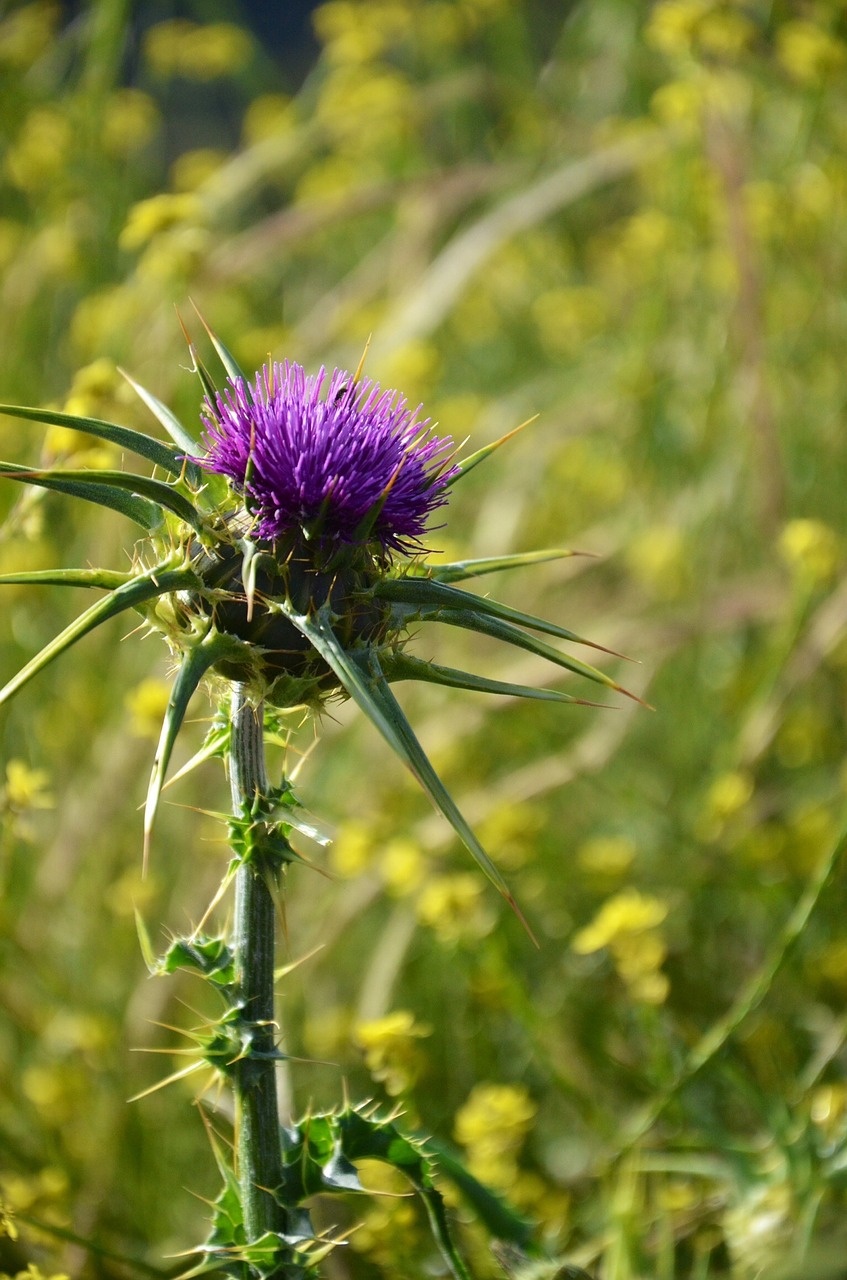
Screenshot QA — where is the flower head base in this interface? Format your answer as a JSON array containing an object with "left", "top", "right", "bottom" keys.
[{"left": 199, "top": 361, "right": 457, "bottom": 558}]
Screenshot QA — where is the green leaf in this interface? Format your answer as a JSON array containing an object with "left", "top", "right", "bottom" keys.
[
  {"left": 119, "top": 367, "right": 203, "bottom": 459},
  {"left": 0, "top": 464, "right": 204, "bottom": 531},
  {"left": 445, "top": 415, "right": 538, "bottom": 487},
  {"left": 374, "top": 576, "right": 624, "bottom": 656},
  {"left": 381, "top": 651, "right": 607, "bottom": 706},
  {"left": 144, "top": 628, "right": 240, "bottom": 866},
  {"left": 278, "top": 603, "right": 532, "bottom": 934},
  {"left": 0, "top": 459, "right": 163, "bottom": 530},
  {"left": 193, "top": 305, "right": 249, "bottom": 385},
  {"left": 422, "top": 1136, "right": 536, "bottom": 1251},
  {"left": 0, "top": 568, "right": 131, "bottom": 590},
  {"left": 0, "top": 401, "right": 189, "bottom": 477},
  {"left": 411, "top": 607, "right": 643, "bottom": 704},
  {"left": 412, "top": 548, "right": 585, "bottom": 584},
  {"left": 0, "top": 566, "right": 199, "bottom": 707}
]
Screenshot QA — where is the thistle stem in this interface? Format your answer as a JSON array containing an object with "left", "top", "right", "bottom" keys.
[{"left": 230, "top": 683, "right": 285, "bottom": 1246}]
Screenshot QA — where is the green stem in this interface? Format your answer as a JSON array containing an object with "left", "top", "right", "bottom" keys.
[{"left": 230, "top": 684, "right": 285, "bottom": 1246}]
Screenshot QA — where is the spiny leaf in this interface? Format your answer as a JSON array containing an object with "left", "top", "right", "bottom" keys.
[
  {"left": 0, "top": 567, "right": 131, "bottom": 590},
  {"left": 381, "top": 651, "right": 608, "bottom": 706},
  {"left": 144, "top": 628, "right": 240, "bottom": 870},
  {"left": 411, "top": 548, "right": 587, "bottom": 584},
  {"left": 0, "top": 463, "right": 204, "bottom": 531},
  {"left": 375, "top": 576, "right": 627, "bottom": 657},
  {"left": 0, "top": 566, "right": 199, "bottom": 707},
  {"left": 445, "top": 415, "right": 538, "bottom": 487},
  {"left": 412, "top": 607, "right": 646, "bottom": 704},
  {"left": 277, "top": 603, "right": 535, "bottom": 939},
  {"left": 119, "top": 367, "right": 204, "bottom": 467},
  {"left": 0, "top": 459, "right": 162, "bottom": 530},
  {"left": 192, "top": 302, "right": 248, "bottom": 385},
  {"left": 0, "top": 401, "right": 188, "bottom": 477},
  {"left": 422, "top": 1136, "right": 536, "bottom": 1250}
]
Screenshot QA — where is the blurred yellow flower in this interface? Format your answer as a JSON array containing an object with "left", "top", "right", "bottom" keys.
[
  {"left": 454, "top": 1082, "right": 535, "bottom": 1187},
  {"left": 4, "top": 759, "right": 53, "bottom": 811},
  {"left": 573, "top": 889, "right": 670, "bottom": 1004},
  {"left": 776, "top": 20, "right": 846, "bottom": 85},
  {"left": 355, "top": 1009, "right": 430, "bottom": 1095},
  {"left": 0, "top": 1197, "right": 17, "bottom": 1240},
  {"left": 6, "top": 106, "right": 72, "bottom": 192},
  {"left": 170, "top": 148, "right": 227, "bottom": 193},
  {"left": 0, "top": 1, "right": 59, "bottom": 69},
  {"left": 532, "top": 286, "right": 608, "bottom": 356},
  {"left": 778, "top": 518, "right": 840, "bottom": 586},
  {"left": 144, "top": 20, "right": 252, "bottom": 80},
  {"left": 705, "top": 770, "right": 754, "bottom": 822},
  {"left": 102, "top": 89, "right": 159, "bottom": 158},
  {"left": 119, "top": 193, "right": 203, "bottom": 253},
  {"left": 697, "top": 10, "right": 754, "bottom": 58},
  {"left": 416, "top": 872, "right": 496, "bottom": 943},
  {"left": 125, "top": 677, "right": 171, "bottom": 738},
  {"left": 645, "top": 1, "right": 712, "bottom": 58},
  {"left": 626, "top": 525, "right": 689, "bottom": 600},
  {"left": 577, "top": 835, "right": 637, "bottom": 876},
  {"left": 330, "top": 820, "right": 375, "bottom": 875},
  {"left": 651, "top": 77, "right": 705, "bottom": 126},
  {"left": 242, "top": 94, "right": 294, "bottom": 146},
  {"left": 380, "top": 837, "right": 426, "bottom": 896}
]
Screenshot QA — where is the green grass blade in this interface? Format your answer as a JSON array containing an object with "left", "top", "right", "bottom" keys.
[
  {"left": 0, "top": 567, "right": 198, "bottom": 707},
  {"left": 0, "top": 402, "right": 187, "bottom": 476},
  {"left": 119, "top": 368, "right": 204, "bottom": 465},
  {"left": 144, "top": 629, "right": 236, "bottom": 868},
  {"left": 0, "top": 464, "right": 204, "bottom": 531},
  {"left": 375, "top": 577, "right": 626, "bottom": 657},
  {"left": 0, "top": 460, "right": 163, "bottom": 529},
  {"left": 381, "top": 650, "right": 607, "bottom": 706},
  {"left": 411, "top": 549, "right": 585, "bottom": 584},
  {"left": 278, "top": 603, "right": 532, "bottom": 934},
  {"left": 0, "top": 568, "right": 131, "bottom": 589},
  {"left": 413, "top": 608, "right": 644, "bottom": 704}
]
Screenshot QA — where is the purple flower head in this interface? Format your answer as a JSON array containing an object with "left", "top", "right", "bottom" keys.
[{"left": 198, "top": 361, "right": 458, "bottom": 555}]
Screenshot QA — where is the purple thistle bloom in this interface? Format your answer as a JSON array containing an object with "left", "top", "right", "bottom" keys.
[{"left": 198, "top": 361, "right": 458, "bottom": 554}]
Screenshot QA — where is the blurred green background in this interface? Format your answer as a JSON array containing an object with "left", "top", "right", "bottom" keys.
[{"left": 1, "top": 1, "right": 847, "bottom": 1276}]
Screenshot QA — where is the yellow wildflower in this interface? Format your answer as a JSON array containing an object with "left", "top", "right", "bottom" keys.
[
  {"left": 380, "top": 837, "right": 426, "bottom": 896},
  {"left": 4, "top": 760, "right": 53, "bottom": 811},
  {"left": 454, "top": 1082, "right": 535, "bottom": 1188},
  {"left": 705, "top": 770, "right": 754, "bottom": 822},
  {"left": 0, "top": 1, "right": 59, "bottom": 69},
  {"left": 330, "top": 820, "right": 374, "bottom": 875},
  {"left": 625, "top": 525, "right": 689, "bottom": 600},
  {"left": 144, "top": 20, "right": 252, "bottom": 80},
  {"left": 241, "top": 94, "right": 294, "bottom": 146},
  {"left": 779, "top": 518, "right": 840, "bottom": 586},
  {"left": 532, "top": 286, "right": 608, "bottom": 356},
  {"left": 125, "top": 677, "right": 171, "bottom": 739},
  {"left": 102, "top": 89, "right": 159, "bottom": 157},
  {"left": 170, "top": 148, "right": 226, "bottom": 192},
  {"left": 776, "top": 20, "right": 846, "bottom": 85},
  {"left": 119, "top": 193, "right": 203, "bottom": 252},
  {"left": 6, "top": 106, "right": 72, "bottom": 192},
  {"left": 416, "top": 872, "right": 496, "bottom": 943},
  {"left": 354, "top": 1009, "right": 430, "bottom": 1095},
  {"left": 645, "top": 1, "right": 712, "bottom": 58},
  {"left": 577, "top": 835, "right": 637, "bottom": 876},
  {"left": 573, "top": 889, "right": 670, "bottom": 1004}
]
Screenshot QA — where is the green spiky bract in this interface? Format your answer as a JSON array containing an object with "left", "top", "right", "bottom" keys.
[{"left": 0, "top": 321, "right": 637, "bottom": 1278}]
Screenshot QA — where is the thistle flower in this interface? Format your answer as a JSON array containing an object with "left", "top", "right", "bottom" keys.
[
  {"left": 199, "top": 361, "right": 457, "bottom": 555},
  {"left": 0, "top": 321, "right": 641, "bottom": 915}
]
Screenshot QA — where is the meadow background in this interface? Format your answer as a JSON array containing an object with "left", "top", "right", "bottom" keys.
[{"left": 1, "top": 1, "right": 846, "bottom": 1277}]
